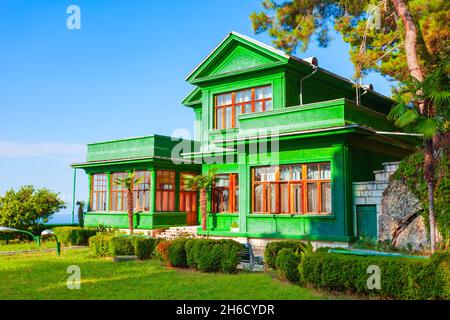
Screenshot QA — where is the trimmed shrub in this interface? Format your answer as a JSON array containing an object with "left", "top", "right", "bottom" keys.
[
  {"left": 53, "top": 226, "right": 97, "bottom": 246},
  {"left": 275, "top": 248, "right": 302, "bottom": 283},
  {"left": 184, "top": 239, "right": 242, "bottom": 273},
  {"left": 133, "top": 237, "right": 157, "bottom": 260},
  {"left": 264, "top": 240, "right": 307, "bottom": 269},
  {"left": 109, "top": 236, "right": 134, "bottom": 256},
  {"left": 299, "top": 251, "right": 450, "bottom": 299},
  {"left": 89, "top": 234, "right": 114, "bottom": 257},
  {"left": 168, "top": 238, "right": 190, "bottom": 267},
  {"left": 156, "top": 241, "right": 173, "bottom": 266}
]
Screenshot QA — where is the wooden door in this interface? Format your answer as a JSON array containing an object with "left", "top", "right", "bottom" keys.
[{"left": 180, "top": 191, "right": 198, "bottom": 226}]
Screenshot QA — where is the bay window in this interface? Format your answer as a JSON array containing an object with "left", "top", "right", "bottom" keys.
[
  {"left": 91, "top": 173, "right": 107, "bottom": 211},
  {"left": 212, "top": 173, "right": 239, "bottom": 213},
  {"left": 156, "top": 170, "right": 175, "bottom": 211},
  {"left": 252, "top": 163, "right": 332, "bottom": 214},
  {"left": 110, "top": 172, "right": 128, "bottom": 211},
  {"left": 110, "top": 170, "right": 151, "bottom": 212},
  {"left": 215, "top": 85, "right": 272, "bottom": 129}
]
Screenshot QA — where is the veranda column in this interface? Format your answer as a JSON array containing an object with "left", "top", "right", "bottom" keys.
[
  {"left": 149, "top": 169, "right": 156, "bottom": 213},
  {"left": 238, "top": 152, "right": 249, "bottom": 234}
]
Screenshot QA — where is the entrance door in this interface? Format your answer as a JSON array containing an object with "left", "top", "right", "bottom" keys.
[
  {"left": 180, "top": 173, "right": 199, "bottom": 226},
  {"left": 180, "top": 191, "right": 198, "bottom": 226},
  {"left": 356, "top": 205, "right": 377, "bottom": 239}
]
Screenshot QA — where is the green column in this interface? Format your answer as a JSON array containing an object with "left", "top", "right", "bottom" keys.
[
  {"left": 87, "top": 174, "right": 92, "bottom": 212},
  {"left": 175, "top": 171, "right": 180, "bottom": 212},
  {"left": 71, "top": 168, "right": 77, "bottom": 225},
  {"left": 238, "top": 152, "right": 249, "bottom": 233},
  {"left": 106, "top": 172, "right": 111, "bottom": 211},
  {"left": 150, "top": 169, "right": 157, "bottom": 213}
]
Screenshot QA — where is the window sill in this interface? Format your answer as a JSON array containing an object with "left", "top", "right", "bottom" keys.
[{"left": 248, "top": 213, "right": 335, "bottom": 219}]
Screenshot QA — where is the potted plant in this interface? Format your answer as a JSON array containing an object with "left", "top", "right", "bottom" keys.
[{"left": 230, "top": 221, "right": 239, "bottom": 233}]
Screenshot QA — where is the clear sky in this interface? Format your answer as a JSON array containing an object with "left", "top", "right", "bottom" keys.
[{"left": 0, "top": 0, "right": 395, "bottom": 217}]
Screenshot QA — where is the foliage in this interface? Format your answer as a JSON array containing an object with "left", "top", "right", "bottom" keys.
[
  {"left": 168, "top": 238, "right": 190, "bottom": 267},
  {"left": 185, "top": 239, "right": 242, "bottom": 273},
  {"left": 76, "top": 201, "right": 85, "bottom": 228},
  {"left": 133, "top": 237, "right": 157, "bottom": 260},
  {"left": 0, "top": 248, "right": 329, "bottom": 300},
  {"left": 156, "top": 241, "right": 173, "bottom": 267},
  {"left": 251, "top": 0, "right": 449, "bottom": 81},
  {"left": 230, "top": 221, "right": 239, "bottom": 229},
  {"left": 0, "top": 185, "right": 66, "bottom": 232},
  {"left": 264, "top": 240, "right": 307, "bottom": 269},
  {"left": 89, "top": 234, "right": 115, "bottom": 257},
  {"left": 275, "top": 248, "right": 302, "bottom": 283},
  {"left": 53, "top": 227, "right": 97, "bottom": 246},
  {"left": 299, "top": 251, "right": 450, "bottom": 299},
  {"left": 108, "top": 236, "right": 135, "bottom": 256},
  {"left": 394, "top": 152, "right": 450, "bottom": 246}
]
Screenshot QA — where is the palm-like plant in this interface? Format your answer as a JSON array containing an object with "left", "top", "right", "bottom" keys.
[
  {"left": 183, "top": 171, "right": 216, "bottom": 231},
  {"left": 388, "top": 66, "right": 449, "bottom": 253},
  {"left": 114, "top": 171, "right": 143, "bottom": 235}
]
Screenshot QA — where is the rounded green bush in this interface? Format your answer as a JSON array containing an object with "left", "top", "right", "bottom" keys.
[
  {"left": 264, "top": 240, "right": 306, "bottom": 269},
  {"left": 168, "top": 238, "right": 190, "bottom": 267},
  {"left": 133, "top": 237, "right": 157, "bottom": 260},
  {"left": 275, "top": 248, "right": 301, "bottom": 283},
  {"left": 109, "top": 236, "right": 134, "bottom": 256}
]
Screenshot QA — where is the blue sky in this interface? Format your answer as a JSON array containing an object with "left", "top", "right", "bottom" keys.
[{"left": 0, "top": 0, "right": 395, "bottom": 217}]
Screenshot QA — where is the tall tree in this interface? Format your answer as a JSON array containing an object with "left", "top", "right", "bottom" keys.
[
  {"left": 114, "top": 171, "right": 143, "bottom": 235},
  {"left": 183, "top": 171, "right": 216, "bottom": 231},
  {"left": 251, "top": 0, "right": 449, "bottom": 252}
]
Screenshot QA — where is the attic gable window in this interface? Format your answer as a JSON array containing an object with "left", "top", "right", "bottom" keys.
[{"left": 214, "top": 85, "right": 272, "bottom": 129}]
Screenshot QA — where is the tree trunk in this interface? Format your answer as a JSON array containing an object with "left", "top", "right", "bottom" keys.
[
  {"left": 199, "top": 189, "right": 207, "bottom": 231},
  {"left": 127, "top": 189, "right": 134, "bottom": 235},
  {"left": 391, "top": 0, "right": 424, "bottom": 84},
  {"left": 424, "top": 139, "right": 437, "bottom": 253}
]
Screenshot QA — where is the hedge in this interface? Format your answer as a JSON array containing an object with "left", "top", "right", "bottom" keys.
[
  {"left": 184, "top": 239, "right": 242, "bottom": 273},
  {"left": 168, "top": 238, "right": 190, "bottom": 268},
  {"left": 299, "top": 251, "right": 450, "bottom": 299},
  {"left": 89, "top": 235, "right": 157, "bottom": 260},
  {"left": 53, "top": 227, "right": 97, "bottom": 246},
  {"left": 156, "top": 241, "right": 173, "bottom": 266},
  {"left": 275, "top": 248, "right": 302, "bottom": 283},
  {"left": 134, "top": 237, "right": 157, "bottom": 260},
  {"left": 264, "top": 240, "right": 307, "bottom": 269},
  {"left": 89, "top": 234, "right": 115, "bottom": 257}
]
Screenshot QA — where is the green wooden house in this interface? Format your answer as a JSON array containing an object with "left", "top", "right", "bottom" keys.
[{"left": 72, "top": 32, "right": 415, "bottom": 244}]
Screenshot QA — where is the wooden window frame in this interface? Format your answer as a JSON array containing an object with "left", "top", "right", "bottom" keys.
[
  {"left": 214, "top": 85, "right": 272, "bottom": 130},
  {"left": 251, "top": 163, "right": 332, "bottom": 215},
  {"left": 156, "top": 170, "right": 176, "bottom": 212},
  {"left": 90, "top": 173, "right": 107, "bottom": 212},
  {"left": 109, "top": 171, "right": 151, "bottom": 212},
  {"left": 133, "top": 170, "right": 151, "bottom": 212},
  {"left": 212, "top": 173, "right": 239, "bottom": 213}
]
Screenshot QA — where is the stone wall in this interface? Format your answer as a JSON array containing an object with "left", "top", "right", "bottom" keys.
[{"left": 352, "top": 162, "right": 429, "bottom": 251}]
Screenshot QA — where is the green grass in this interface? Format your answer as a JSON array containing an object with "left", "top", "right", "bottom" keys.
[
  {"left": 0, "top": 240, "right": 57, "bottom": 252},
  {"left": 0, "top": 248, "right": 338, "bottom": 300}
]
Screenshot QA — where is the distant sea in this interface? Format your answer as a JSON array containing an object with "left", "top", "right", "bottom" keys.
[{"left": 45, "top": 214, "right": 78, "bottom": 225}]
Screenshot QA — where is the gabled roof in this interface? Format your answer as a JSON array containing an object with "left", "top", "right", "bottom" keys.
[
  {"left": 185, "top": 31, "right": 292, "bottom": 83},
  {"left": 181, "top": 87, "right": 202, "bottom": 107}
]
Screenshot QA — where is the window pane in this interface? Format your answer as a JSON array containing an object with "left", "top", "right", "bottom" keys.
[
  {"left": 256, "top": 166, "right": 276, "bottom": 182},
  {"left": 254, "top": 184, "right": 263, "bottom": 212},
  {"left": 292, "top": 184, "right": 303, "bottom": 213},
  {"left": 292, "top": 165, "right": 302, "bottom": 180},
  {"left": 320, "top": 164, "right": 331, "bottom": 180},
  {"left": 216, "top": 175, "right": 229, "bottom": 187},
  {"left": 280, "top": 183, "right": 289, "bottom": 213},
  {"left": 217, "top": 108, "right": 223, "bottom": 129},
  {"left": 223, "top": 93, "right": 232, "bottom": 105},
  {"left": 269, "top": 184, "right": 277, "bottom": 213},
  {"left": 321, "top": 182, "right": 331, "bottom": 213},
  {"left": 280, "top": 166, "right": 291, "bottom": 181},
  {"left": 265, "top": 100, "right": 273, "bottom": 111},
  {"left": 235, "top": 91, "right": 244, "bottom": 103},
  {"left": 255, "top": 87, "right": 264, "bottom": 100},
  {"left": 234, "top": 188, "right": 239, "bottom": 211},
  {"left": 222, "top": 189, "right": 229, "bottom": 212},
  {"left": 244, "top": 103, "right": 252, "bottom": 114},
  {"left": 307, "top": 165, "right": 319, "bottom": 180},
  {"left": 217, "top": 95, "right": 223, "bottom": 106},
  {"left": 255, "top": 101, "right": 263, "bottom": 112},
  {"left": 307, "top": 183, "right": 318, "bottom": 212},
  {"left": 234, "top": 106, "right": 241, "bottom": 128},
  {"left": 264, "top": 86, "right": 272, "bottom": 98},
  {"left": 225, "top": 107, "right": 232, "bottom": 128}
]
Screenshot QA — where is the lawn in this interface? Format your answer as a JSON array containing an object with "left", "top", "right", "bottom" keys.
[
  {"left": 0, "top": 247, "right": 337, "bottom": 300},
  {"left": 0, "top": 240, "right": 57, "bottom": 252}
]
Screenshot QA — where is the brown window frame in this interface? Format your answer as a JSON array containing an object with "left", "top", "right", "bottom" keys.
[
  {"left": 110, "top": 171, "right": 151, "bottom": 212},
  {"left": 133, "top": 170, "right": 151, "bottom": 212},
  {"left": 252, "top": 163, "right": 332, "bottom": 215},
  {"left": 212, "top": 173, "right": 239, "bottom": 213},
  {"left": 214, "top": 85, "right": 272, "bottom": 129},
  {"left": 156, "top": 170, "right": 176, "bottom": 212},
  {"left": 91, "top": 173, "right": 107, "bottom": 212}
]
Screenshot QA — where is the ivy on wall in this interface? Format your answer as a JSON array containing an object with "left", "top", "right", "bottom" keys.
[{"left": 394, "top": 152, "right": 450, "bottom": 247}]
